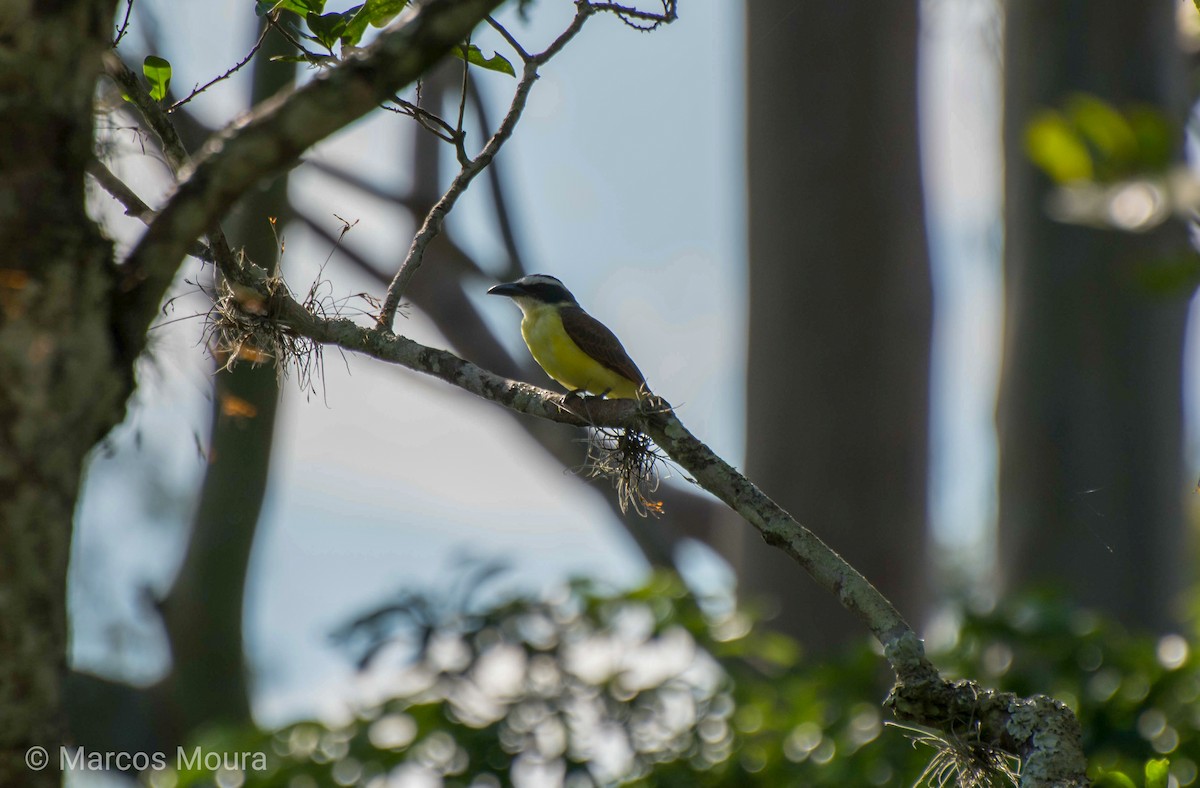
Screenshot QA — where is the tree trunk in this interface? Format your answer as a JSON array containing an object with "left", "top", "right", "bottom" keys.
[
  {"left": 999, "top": 0, "right": 1189, "bottom": 630},
  {"left": 735, "top": 0, "right": 932, "bottom": 650},
  {"left": 157, "top": 22, "right": 293, "bottom": 741},
  {"left": 0, "top": 2, "right": 123, "bottom": 783}
]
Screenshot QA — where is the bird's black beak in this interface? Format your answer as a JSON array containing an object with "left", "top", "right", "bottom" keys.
[{"left": 488, "top": 282, "right": 525, "bottom": 298}]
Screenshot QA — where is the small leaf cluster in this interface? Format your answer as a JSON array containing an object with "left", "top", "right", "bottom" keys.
[
  {"left": 255, "top": 0, "right": 409, "bottom": 51},
  {"left": 1025, "top": 94, "right": 1175, "bottom": 184},
  {"left": 253, "top": 0, "right": 513, "bottom": 75}
]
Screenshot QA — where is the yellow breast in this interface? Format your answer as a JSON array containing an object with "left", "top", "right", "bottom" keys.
[{"left": 520, "top": 306, "right": 641, "bottom": 399}]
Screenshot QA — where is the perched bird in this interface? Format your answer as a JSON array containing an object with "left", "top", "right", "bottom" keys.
[{"left": 488, "top": 274, "right": 647, "bottom": 399}]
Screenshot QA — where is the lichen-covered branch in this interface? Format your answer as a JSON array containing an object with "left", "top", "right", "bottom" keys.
[{"left": 206, "top": 255, "right": 1086, "bottom": 782}]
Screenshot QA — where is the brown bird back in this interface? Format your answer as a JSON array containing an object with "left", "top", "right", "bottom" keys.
[{"left": 559, "top": 305, "right": 646, "bottom": 387}]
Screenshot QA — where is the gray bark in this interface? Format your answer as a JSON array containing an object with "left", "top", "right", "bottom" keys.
[
  {"left": 999, "top": 0, "right": 1189, "bottom": 630},
  {"left": 0, "top": 2, "right": 123, "bottom": 783},
  {"left": 736, "top": 0, "right": 932, "bottom": 650}
]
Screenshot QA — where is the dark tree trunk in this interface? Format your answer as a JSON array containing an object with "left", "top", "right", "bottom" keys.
[
  {"left": 999, "top": 0, "right": 1189, "bottom": 630},
  {"left": 157, "top": 22, "right": 293, "bottom": 740},
  {"left": 735, "top": 1, "right": 932, "bottom": 650},
  {"left": 0, "top": 2, "right": 123, "bottom": 783}
]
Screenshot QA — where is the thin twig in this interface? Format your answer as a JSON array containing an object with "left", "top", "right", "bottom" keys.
[
  {"left": 468, "top": 81, "right": 526, "bottom": 277},
  {"left": 86, "top": 159, "right": 155, "bottom": 223},
  {"left": 105, "top": 54, "right": 189, "bottom": 173},
  {"left": 112, "top": 0, "right": 135, "bottom": 48},
  {"left": 454, "top": 38, "right": 471, "bottom": 166},
  {"left": 169, "top": 20, "right": 273, "bottom": 113},
  {"left": 266, "top": 13, "right": 333, "bottom": 65},
  {"left": 532, "top": 1, "right": 598, "bottom": 64},
  {"left": 375, "top": 58, "right": 538, "bottom": 330},
  {"left": 591, "top": 1, "right": 677, "bottom": 31},
  {"left": 385, "top": 95, "right": 457, "bottom": 142},
  {"left": 487, "top": 16, "right": 530, "bottom": 62},
  {"left": 86, "top": 159, "right": 215, "bottom": 263},
  {"left": 114, "top": 0, "right": 505, "bottom": 363},
  {"left": 102, "top": 54, "right": 240, "bottom": 281},
  {"left": 375, "top": 2, "right": 598, "bottom": 329}
]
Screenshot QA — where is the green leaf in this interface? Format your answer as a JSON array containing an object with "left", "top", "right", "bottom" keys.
[
  {"left": 340, "top": 4, "right": 371, "bottom": 46},
  {"left": 1091, "top": 771, "right": 1138, "bottom": 788},
  {"left": 142, "top": 55, "right": 172, "bottom": 102},
  {"left": 1127, "top": 106, "right": 1175, "bottom": 172},
  {"left": 256, "top": 0, "right": 325, "bottom": 16},
  {"left": 1028, "top": 95, "right": 1177, "bottom": 184},
  {"left": 1025, "top": 110, "right": 1092, "bottom": 183},
  {"left": 453, "top": 44, "right": 515, "bottom": 77},
  {"left": 365, "top": 0, "right": 408, "bottom": 27},
  {"left": 1144, "top": 758, "right": 1170, "bottom": 788},
  {"left": 306, "top": 10, "right": 351, "bottom": 50},
  {"left": 338, "top": 0, "right": 406, "bottom": 46},
  {"left": 1065, "top": 94, "right": 1137, "bottom": 170}
]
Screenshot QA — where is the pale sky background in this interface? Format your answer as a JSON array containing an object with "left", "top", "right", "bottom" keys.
[{"left": 72, "top": 0, "right": 1190, "bottom": 732}]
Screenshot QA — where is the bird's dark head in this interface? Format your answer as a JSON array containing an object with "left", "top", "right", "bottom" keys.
[{"left": 488, "top": 274, "right": 579, "bottom": 306}]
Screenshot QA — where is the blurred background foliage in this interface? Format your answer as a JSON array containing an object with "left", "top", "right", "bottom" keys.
[
  {"left": 1025, "top": 95, "right": 1175, "bottom": 185},
  {"left": 170, "top": 570, "right": 1198, "bottom": 787}
]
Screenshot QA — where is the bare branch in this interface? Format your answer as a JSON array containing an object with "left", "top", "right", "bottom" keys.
[
  {"left": 486, "top": 16, "right": 530, "bottom": 62},
  {"left": 454, "top": 39, "right": 471, "bottom": 166},
  {"left": 112, "top": 0, "right": 134, "bottom": 48},
  {"left": 376, "top": 1, "right": 602, "bottom": 329},
  {"left": 204, "top": 214, "right": 1087, "bottom": 779},
  {"left": 384, "top": 95, "right": 458, "bottom": 142},
  {"left": 86, "top": 159, "right": 155, "bottom": 223},
  {"left": 375, "top": 57, "right": 539, "bottom": 329},
  {"left": 590, "top": 1, "right": 677, "bottom": 32},
  {"left": 168, "top": 19, "right": 273, "bottom": 113},
  {"left": 468, "top": 81, "right": 526, "bottom": 278},
  {"left": 113, "top": 0, "right": 505, "bottom": 363},
  {"left": 105, "top": 54, "right": 190, "bottom": 173},
  {"left": 85, "top": 159, "right": 216, "bottom": 264},
  {"left": 532, "top": 2, "right": 597, "bottom": 63},
  {"left": 103, "top": 52, "right": 241, "bottom": 356}
]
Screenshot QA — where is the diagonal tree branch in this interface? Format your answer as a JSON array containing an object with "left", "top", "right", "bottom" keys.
[
  {"left": 114, "top": 0, "right": 504, "bottom": 363},
  {"left": 214, "top": 262, "right": 1086, "bottom": 782}
]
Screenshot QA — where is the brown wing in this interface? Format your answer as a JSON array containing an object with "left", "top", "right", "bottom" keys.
[{"left": 559, "top": 305, "right": 646, "bottom": 386}]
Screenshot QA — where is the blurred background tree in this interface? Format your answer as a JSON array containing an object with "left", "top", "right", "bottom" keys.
[
  {"left": 730, "top": 0, "right": 932, "bottom": 653},
  {"left": 999, "top": 0, "right": 1191, "bottom": 632}
]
